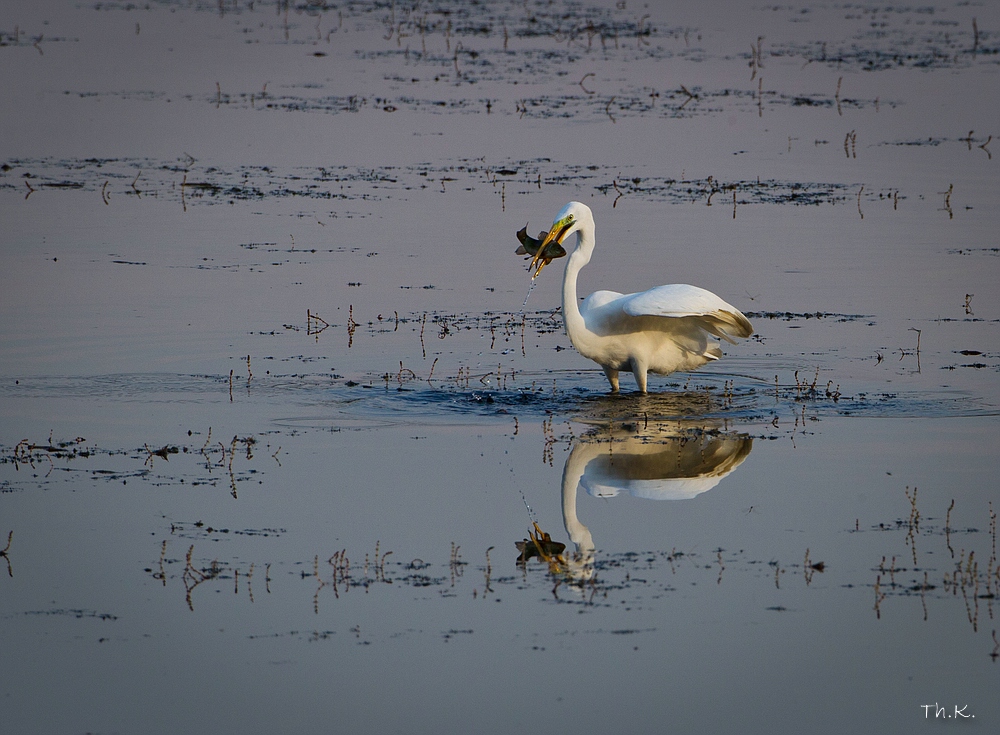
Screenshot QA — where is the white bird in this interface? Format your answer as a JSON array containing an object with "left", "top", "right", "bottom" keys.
[{"left": 528, "top": 201, "right": 753, "bottom": 393}]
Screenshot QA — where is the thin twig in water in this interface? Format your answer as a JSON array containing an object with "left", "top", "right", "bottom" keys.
[
  {"left": 946, "top": 499, "right": 955, "bottom": 558},
  {"left": 636, "top": 15, "right": 650, "bottom": 48},
  {"left": 419, "top": 312, "right": 427, "bottom": 358},
  {"left": 749, "top": 36, "right": 764, "bottom": 80},
  {"left": 678, "top": 84, "right": 698, "bottom": 110},
  {"left": 453, "top": 42, "right": 463, "bottom": 80},
  {"left": 0, "top": 531, "right": 12, "bottom": 577}
]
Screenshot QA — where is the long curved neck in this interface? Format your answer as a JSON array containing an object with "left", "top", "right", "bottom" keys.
[
  {"left": 561, "top": 227, "right": 594, "bottom": 340},
  {"left": 561, "top": 441, "right": 596, "bottom": 579},
  {"left": 561, "top": 442, "right": 595, "bottom": 552}
]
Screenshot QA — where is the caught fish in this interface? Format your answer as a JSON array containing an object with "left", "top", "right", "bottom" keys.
[{"left": 516, "top": 224, "right": 566, "bottom": 277}]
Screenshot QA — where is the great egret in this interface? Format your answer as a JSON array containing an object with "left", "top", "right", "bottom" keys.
[{"left": 527, "top": 201, "right": 753, "bottom": 393}]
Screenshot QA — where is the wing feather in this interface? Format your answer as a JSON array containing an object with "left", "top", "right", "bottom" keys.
[{"left": 621, "top": 284, "right": 753, "bottom": 341}]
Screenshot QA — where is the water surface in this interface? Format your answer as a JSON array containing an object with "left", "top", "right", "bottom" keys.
[{"left": 2, "top": 1, "right": 998, "bottom": 733}]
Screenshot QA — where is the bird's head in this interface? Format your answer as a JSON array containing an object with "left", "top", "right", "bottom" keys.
[{"left": 530, "top": 202, "right": 592, "bottom": 278}]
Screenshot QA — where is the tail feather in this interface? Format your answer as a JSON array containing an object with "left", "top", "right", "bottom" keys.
[{"left": 702, "top": 310, "right": 754, "bottom": 344}]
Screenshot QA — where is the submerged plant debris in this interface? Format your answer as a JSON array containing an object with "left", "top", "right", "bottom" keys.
[
  {"left": 1, "top": 156, "right": 895, "bottom": 210},
  {"left": 134, "top": 486, "right": 999, "bottom": 661}
]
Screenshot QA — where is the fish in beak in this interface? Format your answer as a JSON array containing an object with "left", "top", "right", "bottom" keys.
[
  {"left": 515, "top": 225, "right": 566, "bottom": 277},
  {"left": 516, "top": 214, "right": 573, "bottom": 278}
]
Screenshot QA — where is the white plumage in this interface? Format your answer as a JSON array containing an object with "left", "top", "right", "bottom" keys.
[{"left": 530, "top": 202, "right": 753, "bottom": 393}]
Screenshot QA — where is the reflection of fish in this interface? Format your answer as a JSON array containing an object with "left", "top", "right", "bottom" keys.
[
  {"left": 515, "top": 521, "right": 566, "bottom": 564},
  {"left": 516, "top": 224, "right": 566, "bottom": 277}
]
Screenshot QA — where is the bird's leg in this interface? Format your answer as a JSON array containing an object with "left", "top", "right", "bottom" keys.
[
  {"left": 630, "top": 358, "right": 648, "bottom": 393},
  {"left": 602, "top": 367, "right": 620, "bottom": 393}
]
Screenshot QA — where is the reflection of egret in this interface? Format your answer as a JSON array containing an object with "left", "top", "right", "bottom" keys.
[
  {"left": 561, "top": 422, "right": 752, "bottom": 579},
  {"left": 528, "top": 202, "right": 753, "bottom": 393}
]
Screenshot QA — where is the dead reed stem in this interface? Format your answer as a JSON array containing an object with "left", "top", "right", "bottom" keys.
[
  {"left": 419, "top": 312, "right": 427, "bottom": 358},
  {"left": 0, "top": 530, "right": 12, "bottom": 577},
  {"left": 946, "top": 499, "right": 955, "bottom": 557}
]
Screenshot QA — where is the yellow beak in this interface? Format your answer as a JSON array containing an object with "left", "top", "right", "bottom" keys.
[{"left": 530, "top": 215, "right": 574, "bottom": 278}]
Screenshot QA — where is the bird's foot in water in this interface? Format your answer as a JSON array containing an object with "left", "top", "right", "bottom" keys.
[{"left": 603, "top": 367, "right": 620, "bottom": 393}]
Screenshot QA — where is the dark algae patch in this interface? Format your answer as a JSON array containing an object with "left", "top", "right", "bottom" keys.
[{"left": 0, "top": 156, "right": 914, "bottom": 211}]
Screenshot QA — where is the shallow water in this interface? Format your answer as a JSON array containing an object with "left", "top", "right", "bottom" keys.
[{"left": 2, "top": 1, "right": 999, "bottom": 733}]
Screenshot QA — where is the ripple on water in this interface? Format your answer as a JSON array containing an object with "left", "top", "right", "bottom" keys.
[{"left": 4, "top": 372, "right": 993, "bottom": 430}]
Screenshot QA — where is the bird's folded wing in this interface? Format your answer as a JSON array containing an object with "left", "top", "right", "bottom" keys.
[{"left": 622, "top": 284, "right": 753, "bottom": 342}]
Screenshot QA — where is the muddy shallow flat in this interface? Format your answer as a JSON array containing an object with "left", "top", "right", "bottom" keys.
[{"left": 1, "top": 1, "right": 998, "bottom": 733}]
